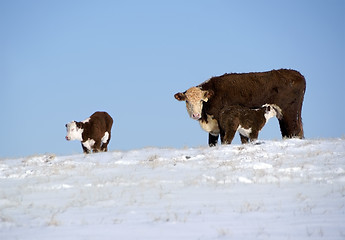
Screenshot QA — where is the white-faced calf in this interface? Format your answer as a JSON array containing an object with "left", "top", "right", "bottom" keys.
[
  {"left": 65, "top": 111, "right": 113, "bottom": 153},
  {"left": 219, "top": 104, "right": 282, "bottom": 144}
]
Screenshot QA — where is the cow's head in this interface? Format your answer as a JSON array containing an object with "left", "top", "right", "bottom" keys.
[
  {"left": 65, "top": 121, "right": 84, "bottom": 141},
  {"left": 174, "top": 87, "right": 214, "bottom": 120}
]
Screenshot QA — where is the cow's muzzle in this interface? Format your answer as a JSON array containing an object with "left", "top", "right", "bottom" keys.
[{"left": 192, "top": 113, "right": 201, "bottom": 120}]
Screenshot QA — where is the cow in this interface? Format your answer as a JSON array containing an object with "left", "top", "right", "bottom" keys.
[
  {"left": 174, "top": 69, "right": 306, "bottom": 146},
  {"left": 218, "top": 104, "right": 282, "bottom": 144},
  {"left": 65, "top": 111, "right": 113, "bottom": 153}
]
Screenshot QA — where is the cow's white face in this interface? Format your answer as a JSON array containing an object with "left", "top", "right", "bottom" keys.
[
  {"left": 174, "top": 87, "right": 213, "bottom": 120},
  {"left": 65, "top": 121, "right": 83, "bottom": 141}
]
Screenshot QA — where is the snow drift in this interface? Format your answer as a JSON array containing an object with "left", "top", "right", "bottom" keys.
[{"left": 1, "top": 138, "right": 344, "bottom": 239}]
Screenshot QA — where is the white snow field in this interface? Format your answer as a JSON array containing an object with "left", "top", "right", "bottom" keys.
[{"left": 1, "top": 138, "right": 344, "bottom": 240}]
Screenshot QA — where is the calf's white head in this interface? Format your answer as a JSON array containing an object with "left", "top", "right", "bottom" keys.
[
  {"left": 174, "top": 87, "right": 214, "bottom": 120},
  {"left": 65, "top": 121, "right": 83, "bottom": 141},
  {"left": 262, "top": 104, "right": 283, "bottom": 122}
]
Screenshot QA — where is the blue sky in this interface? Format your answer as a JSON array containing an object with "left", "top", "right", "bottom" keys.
[{"left": 1, "top": 0, "right": 344, "bottom": 158}]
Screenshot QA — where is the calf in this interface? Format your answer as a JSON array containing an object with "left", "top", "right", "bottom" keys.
[
  {"left": 65, "top": 111, "right": 113, "bottom": 153},
  {"left": 218, "top": 104, "right": 282, "bottom": 144}
]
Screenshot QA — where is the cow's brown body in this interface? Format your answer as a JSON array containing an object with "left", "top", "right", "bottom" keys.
[{"left": 175, "top": 69, "right": 306, "bottom": 146}]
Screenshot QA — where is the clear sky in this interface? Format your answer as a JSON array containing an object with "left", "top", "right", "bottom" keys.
[{"left": 1, "top": 0, "right": 344, "bottom": 158}]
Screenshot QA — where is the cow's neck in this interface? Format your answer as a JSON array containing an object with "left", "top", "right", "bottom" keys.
[{"left": 199, "top": 114, "right": 220, "bottom": 136}]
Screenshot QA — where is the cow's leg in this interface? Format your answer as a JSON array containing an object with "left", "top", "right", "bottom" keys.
[
  {"left": 278, "top": 75, "right": 306, "bottom": 139},
  {"left": 208, "top": 133, "right": 218, "bottom": 147},
  {"left": 81, "top": 143, "right": 91, "bottom": 154},
  {"left": 279, "top": 108, "right": 304, "bottom": 139}
]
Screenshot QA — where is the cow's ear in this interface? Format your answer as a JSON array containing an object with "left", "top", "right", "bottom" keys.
[
  {"left": 174, "top": 92, "right": 186, "bottom": 101},
  {"left": 203, "top": 90, "right": 214, "bottom": 102}
]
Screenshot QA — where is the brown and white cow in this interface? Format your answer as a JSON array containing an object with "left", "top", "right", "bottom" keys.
[
  {"left": 218, "top": 104, "right": 282, "bottom": 144},
  {"left": 65, "top": 111, "right": 113, "bottom": 153},
  {"left": 174, "top": 69, "right": 306, "bottom": 146}
]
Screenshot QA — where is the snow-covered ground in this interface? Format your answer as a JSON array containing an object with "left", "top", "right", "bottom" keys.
[{"left": 1, "top": 138, "right": 344, "bottom": 240}]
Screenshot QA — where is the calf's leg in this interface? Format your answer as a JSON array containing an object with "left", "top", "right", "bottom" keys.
[
  {"left": 81, "top": 143, "right": 91, "bottom": 154},
  {"left": 101, "top": 133, "right": 111, "bottom": 152},
  {"left": 92, "top": 140, "right": 102, "bottom": 153},
  {"left": 101, "top": 142, "right": 108, "bottom": 152},
  {"left": 221, "top": 128, "right": 236, "bottom": 145},
  {"left": 240, "top": 134, "right": 249, "bottom": 144},
  {"left": 249, "top": 131, "right": 259, "bottom": 142}
]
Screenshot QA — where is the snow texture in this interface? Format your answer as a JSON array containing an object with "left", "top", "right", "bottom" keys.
[{"left": 1, "top": 138, "right": 344, "bottom": 239}]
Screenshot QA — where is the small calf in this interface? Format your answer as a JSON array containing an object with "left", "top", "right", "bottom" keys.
[
  {"left": 219, "top": 104, "right": 282, "bottom": 144},
  {"left": 65, "top": 111, "right": 113, "bottom": 153}
]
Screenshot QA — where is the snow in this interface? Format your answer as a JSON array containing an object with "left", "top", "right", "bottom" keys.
[{"left": 1, "top": 138, "right": 345, "bottom": 239}]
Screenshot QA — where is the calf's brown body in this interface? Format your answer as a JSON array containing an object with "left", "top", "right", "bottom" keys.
[
  {"left": 219, "top": 104, "right": 281, "bottom": 144},
  {"left": 65, "top": 111, "right": 113, "bottom": 153}
]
